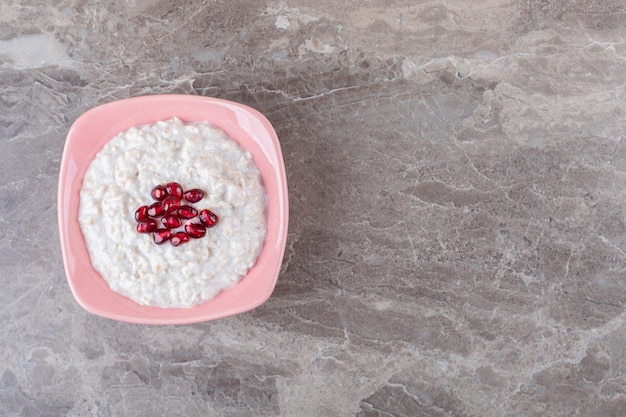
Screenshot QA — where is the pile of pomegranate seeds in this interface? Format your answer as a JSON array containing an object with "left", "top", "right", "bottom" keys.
[{"left": 134, "top": 182, "right": 219, "bottom": 246}]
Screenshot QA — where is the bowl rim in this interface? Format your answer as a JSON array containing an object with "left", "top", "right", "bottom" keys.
[{"left": 58, "top": 94, "right": 288, "bottom": 324}]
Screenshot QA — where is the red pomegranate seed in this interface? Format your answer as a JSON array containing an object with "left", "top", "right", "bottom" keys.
[
  {"left": 147, "top": 202, "right": 164, "bottom": 217},
  {"left": 170, "top": 231, "right": 190, "bottom": 246},
  {"left": 166, "top": 182, "right": 183, "bottom": 199},
  {"left": 183, "top": 188, "right": 204, "bottom": 203},
  {"left": 162, "top": 214, "right": 182, "bottom": 229},
  {"left": 137, "top": 219, "right": 157, "bottom": 233},
  {"left": 138, "top": 182, "right": 217, "bottom": 245},
  {"left": 177, "top": 205, "right": 198, "bottom": 219},
  {"left": 135, "top": 205, "right": 149, "bottom": 222},
  {"left": 151, "top": 184, "right": 167, "bottom": 201},
  {"left": 199, "top": 209, "right": 218, "bottom": 228},
  {"left": 185, "top": 223, "right": 206, "bottom": 238},
  {"left": 152, "top": 229, "right": 172, "bottom": 245},
  {"left": 161, "top": 196, "right": 181, "bottom": 213}
]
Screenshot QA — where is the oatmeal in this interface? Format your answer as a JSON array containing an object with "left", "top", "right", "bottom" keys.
[{"left": 78, "top": 118, "right": 267, "bottom": 308}]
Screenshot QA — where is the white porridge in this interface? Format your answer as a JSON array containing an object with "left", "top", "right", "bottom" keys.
[{"left": 78, "top": 118, "right": 267, "bottom": 308}]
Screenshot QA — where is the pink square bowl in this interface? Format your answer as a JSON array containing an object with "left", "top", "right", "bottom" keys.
[{"left": 58, "top": 95, "right": 288, "bottom": 324}]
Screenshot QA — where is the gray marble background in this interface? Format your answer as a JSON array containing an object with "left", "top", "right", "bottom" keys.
[{"left": 1, "top": 1, "right": 626, "bottom": 416}]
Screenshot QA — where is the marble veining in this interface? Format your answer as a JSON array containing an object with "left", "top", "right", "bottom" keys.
[{"left": 1, "top": 1, "right": 625, "bottom": 416}]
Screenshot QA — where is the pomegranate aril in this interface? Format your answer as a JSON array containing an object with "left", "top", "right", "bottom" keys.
[
  {"left": 170, "top": 231, "right": 190, "bottom": 246},
  {"left": 166, "top": 182, "right": 183, "bottom": 199},
  {"left": 135, "top": 205, "right": 149, "bottom": 222},
  {"left": 161, "top": 196, "right": 181, "bottom": 213},
  {"left": 137, "top": 182, "right": 216, "bottom": 245},
  {"left": 177, "top": 205, "right": 198, "bottom": 219},
  {"left": 137, "top": 219, "right": 157, "bottom": 233},
  {"left": 151, "top": 184, "right": 167, "bottom": 201},
  {"left": 162, "top": 214, "right": 182, "bottom": 229},
  {"left": 183, "top": 188, "right": 204, "bottom": 203},
  {"left": 147, "top": 202, "right": 164, "bottom": 217},
  {"left": 185, "top": 223, "right": 206, "bottom": 238},
  {"left": 152, "top": 229, "right": 172, "bottom": 245},
  {"left": 199, "top": 209, "right": 218, "bottom": 228}
]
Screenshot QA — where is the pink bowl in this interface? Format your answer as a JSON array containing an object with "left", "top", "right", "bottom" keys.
[{"left": 58, "top": 95, "right": 288, "bottom": 324}]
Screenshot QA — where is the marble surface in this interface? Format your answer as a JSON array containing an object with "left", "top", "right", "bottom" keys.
[{"left": 1, "top": 1, "right": 626, "bottom": 416}]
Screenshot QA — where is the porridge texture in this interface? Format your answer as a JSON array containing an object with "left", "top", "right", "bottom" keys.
[{"left": 78, "top": 118, "right": 267, "bottom": 307}]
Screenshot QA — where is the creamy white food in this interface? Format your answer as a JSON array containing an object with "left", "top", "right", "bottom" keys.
[{"left": 78, "top": 118, "right": 267, "bottom": 308}]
